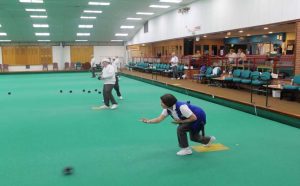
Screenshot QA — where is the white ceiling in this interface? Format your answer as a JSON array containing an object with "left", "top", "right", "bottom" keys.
[{"left": 0, "top": 0, "right": 198, "bottom": 43}]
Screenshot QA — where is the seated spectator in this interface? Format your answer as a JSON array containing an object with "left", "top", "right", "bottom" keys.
[
  {"left": 226, "top": 49, "right": 237, "bottom": 64},
  {"left": 193, "top": 50, "right": 202, "bottom": 58},
  {"left": 225, "top": 49, "right": 237, "bottom": 72},
  {"left": 237, "top": 49, "right": 247, "bottom": 64}
]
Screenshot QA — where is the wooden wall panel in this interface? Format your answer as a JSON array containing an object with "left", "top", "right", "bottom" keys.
[
  {"left": 128, "top": 39, "right": 184, "bottom": 58},
  {"left": 2, "top": 46, "right": 52, "bottom": 65},
  {"left": 70, "top": 46, "right": 93, "bottom": 63}
]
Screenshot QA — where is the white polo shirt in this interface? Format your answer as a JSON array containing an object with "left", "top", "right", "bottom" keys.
[
  {"left": 101, "top": 64, "right": 116, "bottom": 85},
  {"left": 170, "top": 56, "right": 179, "bottom": 67},
  {"left": 91, "top": 57, "right": 96, "bottom": 67},
  {"left": 161, "top": 104, "right": 193, "bottom": 119}
]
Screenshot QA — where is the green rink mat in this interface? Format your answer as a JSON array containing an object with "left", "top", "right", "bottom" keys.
[{"left": 0, "top": 72, "right": 300, "bottom": 186}]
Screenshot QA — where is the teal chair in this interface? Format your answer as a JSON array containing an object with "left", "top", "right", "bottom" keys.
[
  {"left": 75, "top": 62, "right": 82, "bottom": 70},
  {"left": 225, "top": 69, "right": 241, "bottom": 81},
  {"left": 250, "top": 72, "right": 272, "bottom": 107},
  {"left": 206, "top": 67, "right": 222, "bottom": 85},
  {"left": 224, "top": 69, "right": 241, "bottom": 87},
  {"left": 233, "top": 70, "right": 251, "bottom": 83},
  {"left": 241, "top": 71, "right": 260, "bottom": 85},
  {"left": 199, "top": 67, "right": 213, "bottom": 83}
]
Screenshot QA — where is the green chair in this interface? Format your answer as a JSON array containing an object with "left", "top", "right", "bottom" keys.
[
  {"left": 241, "top": 71, "right": 260, "bottom": 85},
  {"left": 250, "top": 72, "right": 272, "bottom": 107},
  {"left": 75, "top": 62, "right": 82, "bottom": 70},
  {"left": 198, "top": 67, "right": 213, "bottom": 83}
]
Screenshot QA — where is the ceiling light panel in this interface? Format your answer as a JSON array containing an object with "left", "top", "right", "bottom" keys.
[
  {"left": 0, "top": 40, "right": 11, "bottom": 42},
  {"left": 83, "top": 10, "right": 102, "bottom": 14},
  {"left": 33, "top": 24, "right": 49, "bottom": 28},
  {"left": 115, "top": 33, "right": 128, "bottom": 36},
  {"left": 136, "top": 12, "right": 154, "bottom": 15},
  {"left": 30, "top": 15, "right": 48, "bottom": 18},
  {"left": 35, "top": 33, "right": 50, "bottom": 36},
  {"left": 77, "top": 33, "right": 91, "bottom": 36},
  {"left": 126, "top": 17, "right": 142, "bottom": 20},
  {"left": 159, "top": 0, "right": 182, "bottom": 3},
  {"left": 111, "top": 40, "right": 123, "bottom": 42},
  {"left": 19, "top": 0, "right": 43, "bottom": 3},
  {"left": 0, "top": 33, "right": 7, "bottom": 36},
  {"left": 80, "top": 16, "right": 97, "bottom": 19},
  {"left": 38, "top": 40, "right": 50, "bottom": 42},
  {"left": 76, "top": 40, "right": 88, "bottom": 42},
  {"left": 25, "top": 9, "right": 46, "bottom": 12},
  {"left": 88, "top": 2, "right": 110, "bottom": 6},
  {"left": 149, "top": 5, "right": 170, "bottom": 8},
  {"left": 79, "top": 25, "right": 94, "bottom": 28},
  {"left": 120, "top": 26, "right": 135, "bottom": 29}
]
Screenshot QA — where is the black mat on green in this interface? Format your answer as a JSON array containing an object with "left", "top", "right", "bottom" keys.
[{"left": 0, "top": 73, "right": 299, "bottom": 186}]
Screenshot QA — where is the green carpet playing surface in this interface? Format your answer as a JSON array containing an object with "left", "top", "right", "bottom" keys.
[{"left": 0, "top": 72, "right": 300, "bottom": 186}]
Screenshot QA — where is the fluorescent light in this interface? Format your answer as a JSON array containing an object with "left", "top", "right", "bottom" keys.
[
  {"left": 120, "top": 25, "right": 135, "bottom": 29},
  {"left": 264, "top": 27, "right": 269, "bottom": 30},
  {"left": 149, "top": 5, "right": 170, "bottom": 8},
  {"left": 80, "top": 16, "right": 97, "bottom": 19},
  {"left": 88, "top": 2, "right": 110, "bottom": 6},
  {"left": 269, "top": 31, "right": 273, "bottom": 34},
  {"left": 159, "top": 0, "right": 182, "bottom": 3},
  {"left": 19, "top": 0, "right": 43, "bottom": 3},
  {"left": 30, "top": 15, "right": 47, "bottom": 18},
  {"left": 0, "top": 33, "right": 7, "bottom": 36},
  {"left": 35, "top": 33, "right": 50, "bottom": 36},
  {"left": 25, "top": 8, "right": 46, "bottom": 12},
  {"left": 0, "top": 40, "right": 11, "bottom": 42},
  {"left": 38, "top": 40, "right": 50, "bottom": 42},
  {"left": 126, "top": 17, "right": 142, "bottom": 20},
  {"left": 76, "top": 40, "right": 88, "bottom": 42},
  {"left": 239, "top": 30, "right": 243, "bottom": 33},
  {"left": 77, "top": 33, "right": 90, "bottom": 36},
  {"left": 83, "top": 10, "right": 102, "bottom": 14},
  {"left": 136, "top": 12, "right": 154, "bottom": 15},
  {"left": 0, "top": 24, "right": 1, "bottom": 28},
  {"left": 79, "top": 25, "right": 94, "bottom": 28},
  {"left": 111, "top": 40, "right": 123, "bottom": 42},
  {"left": 203, "top": 35, "right": 207, "bottom": 38},
  {"left": 225, "top": 36, "right": 229, "bottom": 38},
  {"left": 247, "top": 34, "right": 251, "bottom": 36},
  {"left": 33, "top": 24, "right": 49, "bottom": 28},
  {"left": 115, "top": 33, "right": 128, "bottom": 36}
]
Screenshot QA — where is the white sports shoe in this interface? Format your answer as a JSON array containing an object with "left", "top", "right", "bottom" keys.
[
  {"left": 92, "top": 105, "right": 109, "bottom": 110},
  {"left": 118, "top": 96, "right": 123, "bottom": 100},
  {"left": 110, "top": 104, "right": 118, "bottom": 110},
  {"left": 203, "top": 136, "right": 216, "bottom": 147},
  {"left": 176, "top": 147, "right": 192, "bottom": 156}
]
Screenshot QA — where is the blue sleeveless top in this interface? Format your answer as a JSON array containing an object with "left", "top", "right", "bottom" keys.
[{"left": 167, "top": 101, "right": 206, "bottom": 130}]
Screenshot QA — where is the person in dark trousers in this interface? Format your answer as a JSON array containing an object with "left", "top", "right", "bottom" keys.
[
  {"left": 141, "top": 94, "right": 216, "bottom": 156},
  {"left": 112, "top": 58, "right": 123, "bottom": 99},
  {"left": 170, "top": 52, "right": 179, "bottom": 79},
  {"left": 92, "top": 59, "right": 118, "bottom": 110},
  {"left": 90, "top": 55, "right": 97, "bottom": 78}
]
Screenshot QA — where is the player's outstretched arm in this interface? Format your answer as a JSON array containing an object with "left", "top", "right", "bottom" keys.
[{"left": 140, "top": 115, "right": 166, "bottom": 124}]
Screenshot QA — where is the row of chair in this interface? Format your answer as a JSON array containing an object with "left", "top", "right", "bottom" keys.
[
  {"left": 224, "top": 69, "right": 271, "bottom": 86},
  {"left": 193, "top": 66, "right": 222, "bottom": 83},
  {"left": 127, "top": 62, "right": 185, "bottom": 77}
]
